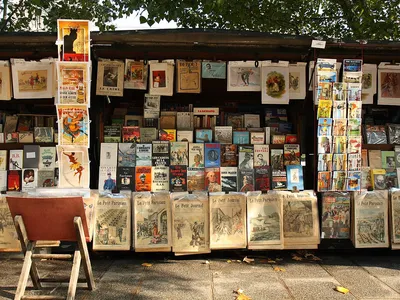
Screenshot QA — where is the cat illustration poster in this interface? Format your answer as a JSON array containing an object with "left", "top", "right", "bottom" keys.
[{"left": 57, "top": 19, "right": 90, "bottom": 62}]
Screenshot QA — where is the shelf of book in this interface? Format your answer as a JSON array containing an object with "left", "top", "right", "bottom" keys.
[
  {"left": 362, "top": 144, "right": 395, "bottom": 151},
  {"left": 0, "top": 143, "right": 57, "bottom": 150}
]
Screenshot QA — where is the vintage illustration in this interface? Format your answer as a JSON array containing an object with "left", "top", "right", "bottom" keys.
[
  {"left": 57, "top": 19, "right": 90, "bottom": 61},
  {"left": 201, "top": 61, "right": 226, "bottom": 79},
  {"left": 262, "top": 63, "right": 290, "bottom": 104},
  {"left": 96, "top": 60, "right": 124, "bottom": 97},
  {"left": 378, "top": 67, "right": 400, "bottom": 105},
  {"left": 227, "top": 61, "right": 260, "bottom": 92},
  {"left": 0, "top": 196, "right": 20, "bottom": 251},
  {"left": 0, "top": 61, "right": 11, "bottom": 100},
  {"left": 57, "top": 104, "right": 89, "bottom": 147},
  {"left": 288, "top": 62, "right": 306, "bottom": 100},
  {"left": 391, "top": 189, "right": 400, "bottom": 244},
  {"left": 170, "top": 142, "right": 188, "bottom": 166},
  {"left": 124, "top": 60, "right": 148, "bottom": 90},
  {"left": 57, "top": 62, "right": 90, "bottom": 105},
  {"left": 177, "top": 60, "right": 201, "bottom": 93},
  {"left": 149, "top": 62, "right": 174, "bottom": 96},
  {"left": 187, "top": 168, "right": 205, "bottom": 192},
  {"left": 57, "top": 145, "right": 89, "bottom": 188}
]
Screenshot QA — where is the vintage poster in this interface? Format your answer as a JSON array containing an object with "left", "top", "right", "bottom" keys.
[
  {"left": 321, "top": 192, "right": 351, "bottom": 239},
  {"left": 0, "top": 61, "right": 12, "bottom": 100},
  {"left": 57, "top": 104, "right": 90, "bottom": 147},
  {"left": 227, "top": 61, "right": 261, "bottom": 92},
  {"left": 261, "top": 61, "right": 290, "bottom": 104},
  {"left": 57, "top": 145, "right": 90, "bottom": 188},
  {"left": 209, "top": 193, "right": 246, "bottom": 249},
  {"left": 362, "top": 64, "right": 377, "bottom": 104},
  {"left": 93, "top": 194, "right": 131, "bottom": 251},
  {"left": 247, "top": 192, "right": 283, "bottom": 249},
  {"left": 378, "top": 62, "right": 400, "bottom": 106},
  {"left": 57, "top": 62, "right": 90, "bottom": 105},
  {"left": 288, "top": 62, "right": 306, "bottom": 100},
  {"left": 151, "top": 166, "right": 169, "bottom": 192},
  {"left": 57, "top": 19, "right": 90, "bottom": 61},
  {"left": 124, "top": 59, "right": 148, "bottom": 90},
  {"left": 149, "top": 61, "right": 174, "bottom": 96},
  {"left": 353, "top": 190, "right": 389, "bottom": 248},
  {"left": 11, "top": 59, "right": 54, "bottom": 99},
  {"left": 176, "top": 60, "right": 201, "bottom": 93},
  {"left": 0, "top": 195, "right": 20, "bottom": 251},
  {"left": 171, "top": 192, "right": 210, "bottom": 254},
  {"left": 390, "top": 189, "right": 400, "bottom": 245},
  {"left": 201, "top": 61, "right": 226, "bottom": 79},
  {"left": 281, "top": 191, "right": 320, "bottom": 248},
  {"left": 134, "top": 192, "right": 171, "bottom": 252},
  {"left": 96, "top": 60, "right": 124, "bottom": 97}
]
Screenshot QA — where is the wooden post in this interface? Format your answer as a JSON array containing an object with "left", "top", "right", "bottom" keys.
[
  {"left": 67, "top": 250, "right": 81, "bottom": 300},
  {"left": 14, "top": 242, "right": 35, "bottom": 300}
]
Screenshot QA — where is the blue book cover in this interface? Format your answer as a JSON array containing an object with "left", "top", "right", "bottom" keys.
[
  {"left": 233, "top": 131, "right": 249, "bottom": 144},
  {"left": 204, "top": 143, "right": 221, "bottom": 168},
  {"left": 196, "top": 129, "right": 212, "bottom": 143},
  {"left": 318, "top": 118, "right": 332, "bottom": 136},
  {"left": 286, "top": 165, "right": 304, "bottom": 191}
]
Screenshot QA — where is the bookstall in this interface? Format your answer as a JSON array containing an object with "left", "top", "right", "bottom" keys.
[{"left": 1, "top": 22, "right": 400, "bottom": 254}]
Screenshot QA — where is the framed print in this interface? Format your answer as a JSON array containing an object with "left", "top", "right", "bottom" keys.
[
  {"left": 289, "top": 62, "right": 306, "bottom": 100},
  {"left": 0, "top": 61, "right": 12, "bottom": 100},
  {"left": 378, "top": 62, "right": 400, "bottom": 106},
  {"left": 227, "top": 61, "right": 261, "bottom": 91},
  {"left": 96, "top": 60, "right": 124, "bottom": 97},
  {"left": 176, "top": 60, "right": 201, "bottom": 93},
  {"left": 57, "top": 62, "right": 90, "bottom": 106},
  {"left": 124, "top": 59, "right": 148, "bottom": 90},
  {"left": 11, "top": 59, "right": 54, "bottom": 99},
  {"left": 57, "top": 145, "right": 89, "bottom": 188},
  {"left": 202, "top": 61, "right": 226, "bottom": 79},
  {"left": 57, "top": 19, "right": 90, "bottom": 62},
  {"left": 261, "top": 61, "right": 290, "bottom": 104},
  {"left": 57, "top": 104, "right": 90, "bottom": 147},
  {"left": 149, "top": 61, "right": 174, "bottom": 96}
]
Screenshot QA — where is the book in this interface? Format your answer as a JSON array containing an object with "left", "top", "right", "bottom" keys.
[
  {"left": 98, "top": 166, "right": 117, "bottom": 192},
  {"left": 205, "top": 167, "right": 222, "bottom": 192},
  {"left": 318, "top": 172, "right": 331, "bottom": 191},
  {"left": 169, "top": 165, "right": 187, "bottom": 192},
  {"left": 395, "top": 150, "right": 400, "bottom": 168},
  {"left": 37, "top": 170, "right": 55, "bottom": 187},
  {"left": 284, "top": 144, "right": 300, "bottom": 165},
  {"left": 361, "top": 149, "right": 368, "bottom": 167},
  {"left": 18, "top": 132, "right": 34, "bottom": 143},
  {"left": 233, "top": 131, "right": 250, "bottom": 144},
  {"left": 388, "top": 124, "right": 400, "bottom": 145},
  {"left": 9, "top": 149, "right": 23, "bottom": 170},
  {"left": 38, "top": 147, "right": 56, "bottom": 170},
  {"left": 371, "top": 169, "right": 386, "bottom": 190},
  {"left": 136, "top": 144, "right": 152, "bottom": 166},
  {"left": 176, "top": 112, "right": 194, "bottom": 130},
  {"left": 271, "top": 149, "right": 284, "bottom": 173},
  {"left": 365, "top": 125, "right": 387, "bottom": 144},
  {"left": 317, "top": 100, "right": 332, "bottom": 118},
  {"left": 21, "top": 168, "right": 38, "bottom": 192},
  {"left": 361, "top": 167, "right": 372, "bottom": 190},
  {"left": 177, "top": 130, "right": 193, "bottom": 142},
  {"left": 332, "top": 101, "right": 346, "bottom": 119},
  {"left": 7, "top": 170, "right": 21, "bottom": 191},
  {"left": 321, "top": 192, "right": 351, "bottom": 239},
  {"left": 333, "top": 136, "right": 347, "bottom": 154},
  {"left": 347, "top": 101, "right": 362, "bottom": 119},
  {"left": 170, "top": 142, "right": 188, "bottom": 166},
  {"left": 238, "top": 145, "right": 254, "bottom": 169},
  {"left": 0, "top": 150, "right": 6, "bottom": 171},
  {"left": 332, "top": 171, "right": 346, "bottom": 191},
  {"left": 220, "top": 144, "right": 237, "bottom": 167},
  {"left": 382, "top": 151, "right": 395, "bottom": 168},
  {"left": 265, "top": 127, "right": 271, "bottom": 144},
  {"left": 151, "top": 141, "right": 170, "bottom": 166},
  {"left": 369, "top": 150, "right": 382, "bottom": 169},
  {"left": 124, "top": 115, "right": 144, "bottom": 127},
  {"left": 4, "top": 115, "right": 18, "bottom": 133},
  {"left": 159, "top": 129, "right": 176, "bottom": 142},
  {"left": 286, "top": 165, "right": 304, "bottom": 190},
  {"left": 151, "top": 166, "right": 170, "bottom": 192},
  {"left": 318, "top": 136, "right": 332, "bottom": 154},
  {"left": 250, "top": 132, "right": 265, "bottom": 144},
  {"left": 34, "top": 127, "right": 53, "bottom": 143},
  {"left": 122, "top": 126, "right": 140, "bottom": 143},
  {"left": 220, "top": 167, "right": 238, "bottom": 192},
  {"left": 318, "top": 154, "right": 333, "bottom": 172},
  {"left": 135, "top": 166, "right": 152, "bottom": 191},
  {"left": 318, "top": 118, "right": 332, "bottom": 136},
  {"left": 5, "top": 132, "right": 18, "bottom": 143},
  {"left": 254, "top": 145, "right": 269, "bottom": 167},
  {"left": 347, "top": 119, "right": 361, "bottom": 136},
  {"left": 143, "top": 94, "right": 160, "bottom": 118},
  {"left": 272, "top": 135, "right": 285, "bottom": 145},
  {"left": 238, "top": 169, "right": 255, "bottom": 192},
  {"left": 214, "top": 126, "right": 232, "bottom": 144},
  {"left": 160, "top": 114, "right": 176, "bottom": 129},
  {"left": 333, "top": 119, "right": 347, "bottom": 136},
  {"left": 226, "top": 113, "right": 244, "bottom": 128},
  {"left": 333, "top": 154, "right": 347, "bottom": 171},
  {"left": 347, "top": 171, "right": 361, "bottom": 191},
  {"left": 104, "top": 125, "right": 121, "bottom": 143},
  {"left": 347, "top": 137, "right": 362, "bottom": 154},
  {"left": 187, "top": 167, "right": 205, "bottom": 192},
  {"left": 189, "top": 143, "right": 205, "bottom": 168},
  {"left": 285, "top": 134, "right": 297, "bottom": 144},
  {"left": 139, "top": 128, "right": 157, "bottom": 143},
  {"left": 205, "top": 143, "right": 221, "bottom": 168},
  {"left": 23, "top": 145, "right": 40, "bottom": 168},
  {"left": 385, "top": 168, "right": 397, "bottom": 189},
  {"left": 118, "top": 143, "right": 136, "bottom": 167},
  {"left": 244, "top": 114, "right": 260, "bottom": 128},
  {"left": 348, "top": 154, "right": 361, "bottom": 171},
  {"left": 195, "top": 129, "right": 212, "bottom": 143},
  {"left": 255, "top": 166, "right": 270, "bottom": 191},
  {"left": 100, "top": 143, "right": 118, "bottom": 167},
  {"left": 117, "top": 167, "right": 135, "bottom": 192}
]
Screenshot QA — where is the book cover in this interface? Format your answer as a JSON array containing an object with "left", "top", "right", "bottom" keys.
[
  {"left": 254, "top": 145, "right": 269, "bottom": 167},
  {"left": 385, "top": 168, "right": 397, "bottom": 189},
  {"left": 139, "top": 128, "right": 157, "bottom": 143},
  {"left": 286, "top": 165, "right": 304, "bottom": 191},
  {"left": 152, "top": 141, "right": 170, "bottom": 166},
  {"left": 382, "top": 151, "right": 395, "bottom": 168},
  {"left": 9, "top": 149, "right": 23, "bottom": 170},
  {"left": 214, "top": 126, "right": 232, "bottom": 144},
  {"left": 176, "top": 112, "right": 194, "bottom": 130},
  {"left": 159, "top": 115, "right": 176, "bottom": 129},
  {"left": 318, "top": 154, "right": 333, "bottom": 172},
  {"left": 135, "top": 166, "right": 152, "bottom": 191},
  {"left": 18, "top": 132, "right": 34, "bottom": 143},
  {"left": 255, "top": 166, "right": 270, "bottom": 191},
  {"left": 124, "top": 115, "right": 144, "bottom": 127},
  {"left": 283, "top": 144, "right": 300, "bottom": 165},
  {"left": 347, "top": 119, "right": 361, "bottom": 136},
  {"left": 244, "top": 114, "right": 260, "bottom": 128},
  {"left": 272, "top": 135, "right": 285, "bottom": 145},
  {"left": 205, "top": 167, "right": 222, "bottom": 192},
  {"left": 220, "top": 144, "right": 237, "bottom": 167},
  {"left": 136, "top": 143, "right": 152, "bottom": 166},
  {"left": 37, "top": 170, "right": 55, "bottom": 187},
  {"left": 265, "top": 127, "right": 271, "bottom": 144},
  {"left": 189, "top": 143, "right": 205, "bottom": 168},
  {"left": 321, "top": 192, "right": 350, "bottom": 239},
  {"left": 332, "top": 101, "right": 346, "bottom": 119},
  {"left": 7, "top": 170, "right": 21, "bottom": 191},
  {"left": 361, "top": 167, "right": 372, "bottom": 190},
  {"left": 159, "top": 129, "right": 176, "bottom": 142},
  {"left": 238, "top": 145, "right": 254, "bottom": 169},
  {"left": 5, "top": 132, "right": 18, "bottom": 143},
  {"left": 332, "top": 171, "right": 346, "bottom": 191},
  {"left": 39, "top": 147, "right": 56, "bottom": 170},
  {"left": 21, "top": 168, "right": 38, "bottom": 192},
  {"left": 348, "top": 154, "right": 361, "bottom": 171},
  {"left": 170, "top": 142, "right": 188, "bottom": 166},
  {"left": 317, "top": 100, "right": 332, "bottom": 119},
  {"left": 226, "top": 113, "right": 244, "bottom": 128},
  {"left": 250, "top": 132, "right": 265, "bottom": 144},
  {"left": 187, "top": 167, "right": 205, "bottom": 192},
  {"left": 177, "top": 130, "right": 193, "bottom": 142},
  {"left": 347, "top": 136, "right": 362, "bottom": 154},
  {"left": 98, "top": 166, "right": 117, "bottom": 192},
  {"left": 372, "top": 169, "right": 387, "bottom": 190},
  {"left": 348, "top": 101, "right": 362, "bottom": 118},
  {"left": 332, "top": 119, "right": 347, "bottom": 136},
  {"left": 317, "top": 118, "right": 332, "bottom": 136},
  {"left": 195, "top": 129, "right": 212, "bottom": 143},
  {"left": 395, "top": 150, "right": 400, "bottom": 168},
  {"left": 388, "top": 123, "right": 400, "bottom": 145},
  {"left": 100, "top": 143, "right": 118, "bottom": 167},
  {"left": 103, "top": 125, "right": 121, "bottom": 143},
  {"left": 23, "top": 145, "right": 40, "bottom": 169},
  {"left": 205, "top": 143, "right": 221, "bottom": 168},
  {"left": 238, "top": 169, "right": 255, "bottom": 192},
  {"left": 151, "top": 166, "right": 170, "bottom": 192},
  {"left": 117, "top": 167, "right": 135, "bottom": 191},
  {"left": 285, "top": 134, "right": 297, "bottom": 144},
  {"left": 233, "top": 131, "right": 250, "bottom": 144},
  {"left": 369, "top": 150, "right": 382, "bottom": 169},
  {"left": 122, "top": 126, "right": 140, "bottom": 143},
  {"left": 169, "top": 165, "right": 187, "bottom": 192},
  {"left": 34, "top": 127, "right": 53, "bottom": 143},
  {"left": 318, "top": 136, "right": 332, "bottom": 154},
  {"left": 220, "top": 167, "right": 238, "bottom": 192},
  {"left": 4, "top": 115, "right": 18, "bottom": 133},
  {"left": 118, "top": 143, "right": 136, "bottom": 167},
  {"left": 333, "top": 136, "right": 347, "bottom": 154},
  {"left": 143, "top": 93, "right": 160, "bottom": 116},
  {"left": 365, "top": 125, "right": 387, "bottom": 144},
  {"left": 347, "top": 171, "right": 361, "bottom": 191},
  {"left": 333, "top": 154, "right": 347, "bottom": 171},
  {"left": 271, "top": 149, "right": 284, "bottom": 174},
  {"left": 0, "top": 150, "right": 6, "bottom": 171},
  {"left": 318, "top": 171, "right": 331, "bottom": 191}
]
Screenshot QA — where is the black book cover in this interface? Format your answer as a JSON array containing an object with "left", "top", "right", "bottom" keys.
[
  {"left": 255, "top": 166, "right": 271, "bottom": 192},
  {"left": 152, "top": 141, "right": 170, "bottom": 166},
  {"left": 117, "top": 167, "right": 135, "bottom": 191},
  {"left": 169, "top": 165, "right": 187, "bottom": 192}
]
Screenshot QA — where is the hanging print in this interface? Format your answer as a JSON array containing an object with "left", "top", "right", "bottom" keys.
[
  {"left": 288, "top": 62, "right": 306, "bottom": 100},
  {"left": 96, "top": 60, "right": 124, "bottom": 97},
  {"left": 149, "top": 61, "right": 174, "bottom": 96},
  {"left": 57, "top": 62, "right": 90, "bottom": 105},
  {"left": 227, "top": 61, "right": 260, "bottom": 91},
  {"left": 361, "top": 64, "right": 377, "bottom": 104},
  {"left": 176, "top": 60, "right": 201, "bottom": 93},
  {"left": 57, "top": 104, "right": 90, "bottom": 147},
  {"left": 124, "top": 59, "right": 148, "bottom": 90},
  {"left": 201, "top": 61, "right": 226, "bottom": 79},
  {"left": 57, "top": 145, "right": 89, "bottom": 188},
  {"left": 261, "top": 61, "right": 290, "bottom": 104},
  {"left": 378, "top": 62, "right": 400, "bottom": 106},
  {"left": 57, "top": 19, "right": 90, "bottom": 62},
  {"left": 0, "top": 61, "right": 12, "bottom": 101}
]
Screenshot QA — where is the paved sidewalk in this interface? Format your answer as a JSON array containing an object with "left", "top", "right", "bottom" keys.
[{"left": 1, "top": 251, "right": 400, "bottom": 299}]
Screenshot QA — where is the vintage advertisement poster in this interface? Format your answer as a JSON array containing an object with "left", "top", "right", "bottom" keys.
[
  {"left": 227, "top": 61, "right": 261, "bottom": 92},
  {"left": 93, "top": 194, "right": 131, "bottom": 251},
  {"left": 0, "top": 195, "right": 20, "bottom": 251},
  {"left": 0, "top": 61, "right": 12, "bottom": 100},
  {"left": 176, "top": 60, "right": 201, "bottom": 93},
  {"left": 321, "top": 192, "right": 351, "bottom": 239},
  {"left": 362, "top": 64, "right": 377, "bottom": 104},
  {"left": 96, "top": 60, "right": 124, "bottom": 97},
  {"left": 247, "top": 192, "right": 283, "bottom": 249},
  {"left": 57, "top": 19, "right": 90, "bottom": 61},
  {"left": 57, "top": 145, "right": 90, "bottom": 188},
  {"left": 288, "top": 62, "right": 306, "bottom": 100},
  {"left": 134, "top": 192, "right": 171, "bottom": 252},
  {"left": 209, "top": 193, "right": 246, "bottom": 249},
  {"left": 57, "top": 62, "right": 90, "bottom": 105},
  {"left": 11, "top": 59, "right": 54, "bottom": 99},
  {"left": 172, "top": 192, "right": 210, "bottom": 254},
  {"left": 149, "top": 61, "right": 174, "bottom": 96},
  {"left": 261, "top": 61, "right": 290, "bottom": 104},
  {"left": 124, "top": 59, "right": 148, "bottom": 90},
  {"left": 201, "top": 61, "right": 226, "bottom": 79},
  {"left": 378, "top": 62, "right": 400, "bottom": 106},
  {"left": 391, "top": 189, "right": 400, "bottom": 245},
  {"left": 281, "top": 191, "right": 320, "bottom": 248},
  {"left": 353, "top": 190, "right": 389, "bottom": 248},
  {"left": 57, "top": 104, "right": 90, "bottom": 147}
]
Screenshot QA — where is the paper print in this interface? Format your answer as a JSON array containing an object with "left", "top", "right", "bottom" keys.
[
  {"left": 202, "top": 61, "right": 226, "bottom": 79},
  {"left": 262, "top": 61, "right": 290, "bottom": 104},
  {"left": 149, "top": 61, "right": 174, "bottom": 96},
  {"left": 124, "top": 59, "right": 148, "bottom": 90},
  {"left": 57, "top": 104, "right": 89, "bottom": 147},
  {"left": 96, "top": 60, "right": 124, "bottom": 97},
  {"left": 227, "top": 61, "right": 260, "bottom": 92},
  {"left": 0, "top": 61, "right": 12, "bottom": 100},
  {"left": 57, "top": 19, "right": 90, "bottom": 61},
  {"left": 57, "top": 62, "right": 90, "bottom": 105},
  {"left": 0, "top": 196, "right": 20, "bottom": 251},
  {"left": 57, "top": 145, "right": 89, "bottom": 188},
  {"left": 177, "top": 60, "right": 201, "bottom": 93}
]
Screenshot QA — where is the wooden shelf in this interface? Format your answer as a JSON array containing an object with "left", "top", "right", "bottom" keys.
[
  {"left": 362, "top": 144, "right": 395, "bottom": 150},
  {"left": 0, "top": 143, "right": 57, "bottom": 150}
]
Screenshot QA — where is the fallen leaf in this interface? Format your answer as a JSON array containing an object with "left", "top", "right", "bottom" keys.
[
  {"left": 292, "top": 255, "right": 303, "bottom": 261},
  {"left": 335, "top": 286, "right": 349, "bottom": 294},
  {"left": 202, "top": 260, "right": 210, "bottom": 264},
  {"left": 227, "top": 260, "right": 232, "bottom": 263},
  {"left": 141, "top": 263, "right": 152, "bottom": 267},
  {"left": 234, "top": 288, "right": 244, "bottom": 294},
  {"left": 234, "top": 289, "right": 252, "bottom": 300},
  {"left": 243, "top": 256, "right": 255, "bottom": 264},
  {"left": 267, "top": 260, "right": 276, "bottom": 264},
  {"left": 273, "top": 267, "right": 286, "bottom": 272},
  {"left": 236, "top": 260, "right": 242, "bottom": 263}
]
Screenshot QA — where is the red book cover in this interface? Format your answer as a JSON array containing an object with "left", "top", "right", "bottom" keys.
[
  {"left": 255, "top": 166, "right": 270, "bottom": 192},
  {"left": 7, "top": 170, "right": 21, "bottom": 191},
  {"left": 135, "top": 166, "right": 151, "bottom": 191},
  {"left": 123, "top": 126, "right": 140, "bottom": 143},
  {"left": 205, "top": 167, "right": 221, "bottom": 192}
]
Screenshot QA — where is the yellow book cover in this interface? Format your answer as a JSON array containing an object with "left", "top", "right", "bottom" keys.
[{"left": 371, "top": 169, "right": 386, "bottom": 190}]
